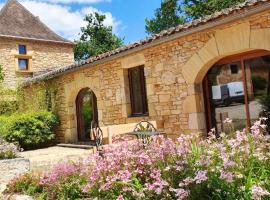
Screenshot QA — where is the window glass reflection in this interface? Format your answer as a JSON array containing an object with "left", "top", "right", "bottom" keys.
[
  {"left": 208, "top": 61, "right": 246, "bottom": 133},
  {"left": 245, "top": 56, "right": 270, "bottom": 124}
]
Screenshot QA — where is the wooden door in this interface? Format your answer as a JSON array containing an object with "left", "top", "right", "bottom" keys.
[{"left": 76, "top": 88, "right": 98, "bottom": 141}]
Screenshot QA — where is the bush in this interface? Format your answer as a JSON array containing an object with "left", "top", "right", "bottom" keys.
[
  {"left": 252, "top": 75, "right": 267, "bottom": 93},
  {"left": 5, "top": 119, "right": 270, "bottom": 200},
  {"left": 0, "top": 111, "right": 58, "bottom": 150},
  {"left": 0, "top": 87, "right": 19, "bottom": 115},
  {"left": 0, "top": 138, "right": 20, "bottom": 159},
  {"left": 0, "top": 100, "right": 19, "bottom": 115}
]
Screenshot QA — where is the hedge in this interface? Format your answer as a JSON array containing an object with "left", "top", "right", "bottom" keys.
[{"left": 0, "top": 111, "right": 58, "bottom": 150}]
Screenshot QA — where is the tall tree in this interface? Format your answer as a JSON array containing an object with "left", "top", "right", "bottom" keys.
[
  {"left": 145, "top": 0, "right": 185, "bottom": 35},
  {"left": 74, "top": 12, "right": 123, "bottom": 61},
  {"left": 183, "top": 0, "right": 245, "bottom": 19},
  {"left": 146, "top": 0, "right": 245, "bottom": 34}
]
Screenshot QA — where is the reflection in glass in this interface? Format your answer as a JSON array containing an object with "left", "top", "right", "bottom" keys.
[
  {"left": 207, "top": 62, "right": 246, "bottom": 133},
  {"left": 245, "top": 56, "right": 270, "bottom": 124},
  {"left": 18, "top": 59, "right": 28, "bottom": 70}
]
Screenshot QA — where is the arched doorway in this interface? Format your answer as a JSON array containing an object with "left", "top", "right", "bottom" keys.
[
  {"left": 76, "top": 88, "right": 98, "bottom": 141},
  {"left": 203, "top": 50, "right": 270, "bottom": 134}
]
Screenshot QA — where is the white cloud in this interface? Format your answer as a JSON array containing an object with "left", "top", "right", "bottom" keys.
[{"left": 15, "top": 0, "right": 120, "bottom": 41}]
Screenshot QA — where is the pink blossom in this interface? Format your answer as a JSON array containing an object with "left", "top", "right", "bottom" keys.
[
  {"left": 116, "top": 195, "right": 124, "bottom": 200},
  {"left": 194, "top": 170, "right": 208, "bottom": 184},
  {"left": 251, "top": 185, "right": 270, "bottom": 200},
  {"left": 171, "top": 188, "right": 189, "bottom": 200},
  {"left": 219, "top": 170, "right": 234, "bottom": 183}
]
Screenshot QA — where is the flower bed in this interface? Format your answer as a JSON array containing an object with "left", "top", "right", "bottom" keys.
[{"left": 5, "top": 119, "right": 270, "bottom": 200}]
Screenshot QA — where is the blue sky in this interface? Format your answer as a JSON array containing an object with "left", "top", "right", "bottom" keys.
[{"left": 0, "top": 0, "right": 162, "bottom": 44}]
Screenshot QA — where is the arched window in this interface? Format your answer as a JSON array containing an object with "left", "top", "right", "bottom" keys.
[
  {"left": 76, "top": 88, "right": 98, "bottom": 141},
  {"left": 203, "top": 50, "right": 270, "bottom": 134}
]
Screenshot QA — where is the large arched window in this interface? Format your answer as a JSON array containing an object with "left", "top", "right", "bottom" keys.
[
  {"left": 76, "top": 88, "right": 98, "bottom": 141},
  {"left": 203, "top": 50, "right": 270, "bottom": 134}
]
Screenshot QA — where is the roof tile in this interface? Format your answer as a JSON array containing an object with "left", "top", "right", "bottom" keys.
[{"left": 0, "top": 0, "right": 73, "bottom": 44}]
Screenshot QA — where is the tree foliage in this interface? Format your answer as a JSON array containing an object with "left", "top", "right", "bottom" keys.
[
  {"left": 183, "top": 0, "right": 245, "bottom": 19},
  {"left": 0, "top": 65, "right": 4, "bottom": 83},
  {"left": 145, "top": 0, "right": 245, "bottom": 34},
  {"left": 74, "top": 12, "right": 123, "bottom": 61},
  {"left": 145, "top": 0, "right": 185, "bottom": 34}
]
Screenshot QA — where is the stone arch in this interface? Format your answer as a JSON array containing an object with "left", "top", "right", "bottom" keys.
[
  {"left": 181, "top": 22, "right": 270, "bottom": 133},
  {"left": 63, "top": 73, "right": 101, "bottom": 142}
]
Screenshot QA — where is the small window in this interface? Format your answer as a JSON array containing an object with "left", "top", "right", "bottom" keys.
[
  {"left": 230, "top": 64, "right": 239, "bottom": 74},
  {"left": 19, "top": 45, "right": 27, "bottom": 54},
  {"left": 128, "top": 66, "right": 148, "bottom": 116},
  {"left": 18, "top": 59, "right": 28, "bottom": 70}
]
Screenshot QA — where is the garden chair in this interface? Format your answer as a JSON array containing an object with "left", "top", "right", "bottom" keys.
[
  {"left": 131, "top": 120, "right": 163, "bottom": 146},
  {"left": 90, "top": 120, "right": 103, "bottom": 155},
  {"left": 133, "top": 120, "right": 157, "bottom": 132}
]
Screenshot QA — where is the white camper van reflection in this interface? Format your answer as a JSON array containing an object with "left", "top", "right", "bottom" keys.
[{"left": 212, "top": 81, "right": 245, "bottom": 106}]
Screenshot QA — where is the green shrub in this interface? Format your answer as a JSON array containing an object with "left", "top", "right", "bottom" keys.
[
  {"left": 0, "top": 100, "right": 19, "bottom": 115},
  {"left": 252, "top": 75, "right": 267, "bottom": 93},
  {"left": 0, "top": 87, "right": 19, "bottom": 115},
  {"left": 0, "top": 111, "right": 58, "bottom": 150}
]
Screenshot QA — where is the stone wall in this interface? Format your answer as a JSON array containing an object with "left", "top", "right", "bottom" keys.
[
  {"left": 27, "top": 10, "right": 270, "bottom": 143},
  {"left": 0, "top": 38, "right": 74, "bottom": 88}
]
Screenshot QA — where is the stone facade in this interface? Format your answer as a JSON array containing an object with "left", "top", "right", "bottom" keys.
[
  {"left": 0, "top": 38, "right": 74, "bottom": 88},
  {"left": 26, "top": 9, "right": 270, "bottom": 143}
]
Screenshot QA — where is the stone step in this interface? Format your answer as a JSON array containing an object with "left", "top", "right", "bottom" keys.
[{"left": 57, "top": 143, "right": 95, "bottom": 149}]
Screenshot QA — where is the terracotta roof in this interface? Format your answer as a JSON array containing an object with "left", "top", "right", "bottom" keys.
[
  {"left": 25, "top": 0, "right": 270, "bottom": 84},
  {"left": 0, "top": 0, "right": 73, "bottom": 44}
]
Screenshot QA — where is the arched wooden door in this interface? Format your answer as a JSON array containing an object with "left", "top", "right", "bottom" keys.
[{"left": 76, "top": 88, "right": 98, "bottom": 141}]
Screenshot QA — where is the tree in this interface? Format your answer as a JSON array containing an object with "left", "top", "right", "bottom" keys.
[
  {"left": 74, "top": 12, "right": 123, "bottom": 61},
  {"left": 183, "top": 0, "right": 245, "bottom": 19},
  {"left": 145, "top": 0, "right": 185, "bottom": 35},
  {"left": 146, "top": 0, "right": 245, "bottom": 34}
]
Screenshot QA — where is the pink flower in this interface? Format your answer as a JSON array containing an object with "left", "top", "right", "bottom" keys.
[
  {"left": 219, "top": 170, "right": 234, "bottom": 183},
  {"left": 170, "top": 188, "right": 189, "bottom": 200},
  {"left": 116, "top": 195, "right": 124, "bottom": 200},
  {"left": 251, "top": 185, "right": 270, "bottom": 200},
  {"left": 194, "top": 170, "right": 208, "bottom": 184}
]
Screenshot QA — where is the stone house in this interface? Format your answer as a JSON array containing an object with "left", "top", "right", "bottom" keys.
[
  {"left": 25, "top": 0, "right": 270, "bottom": 143},
  {"left": 0, "top": 0, "right": 74, "bottom": 89}
]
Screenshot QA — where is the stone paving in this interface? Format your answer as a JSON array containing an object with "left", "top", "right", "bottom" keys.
[{"left": 19, "top": 146, "right": 94, "bottom": 171}]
